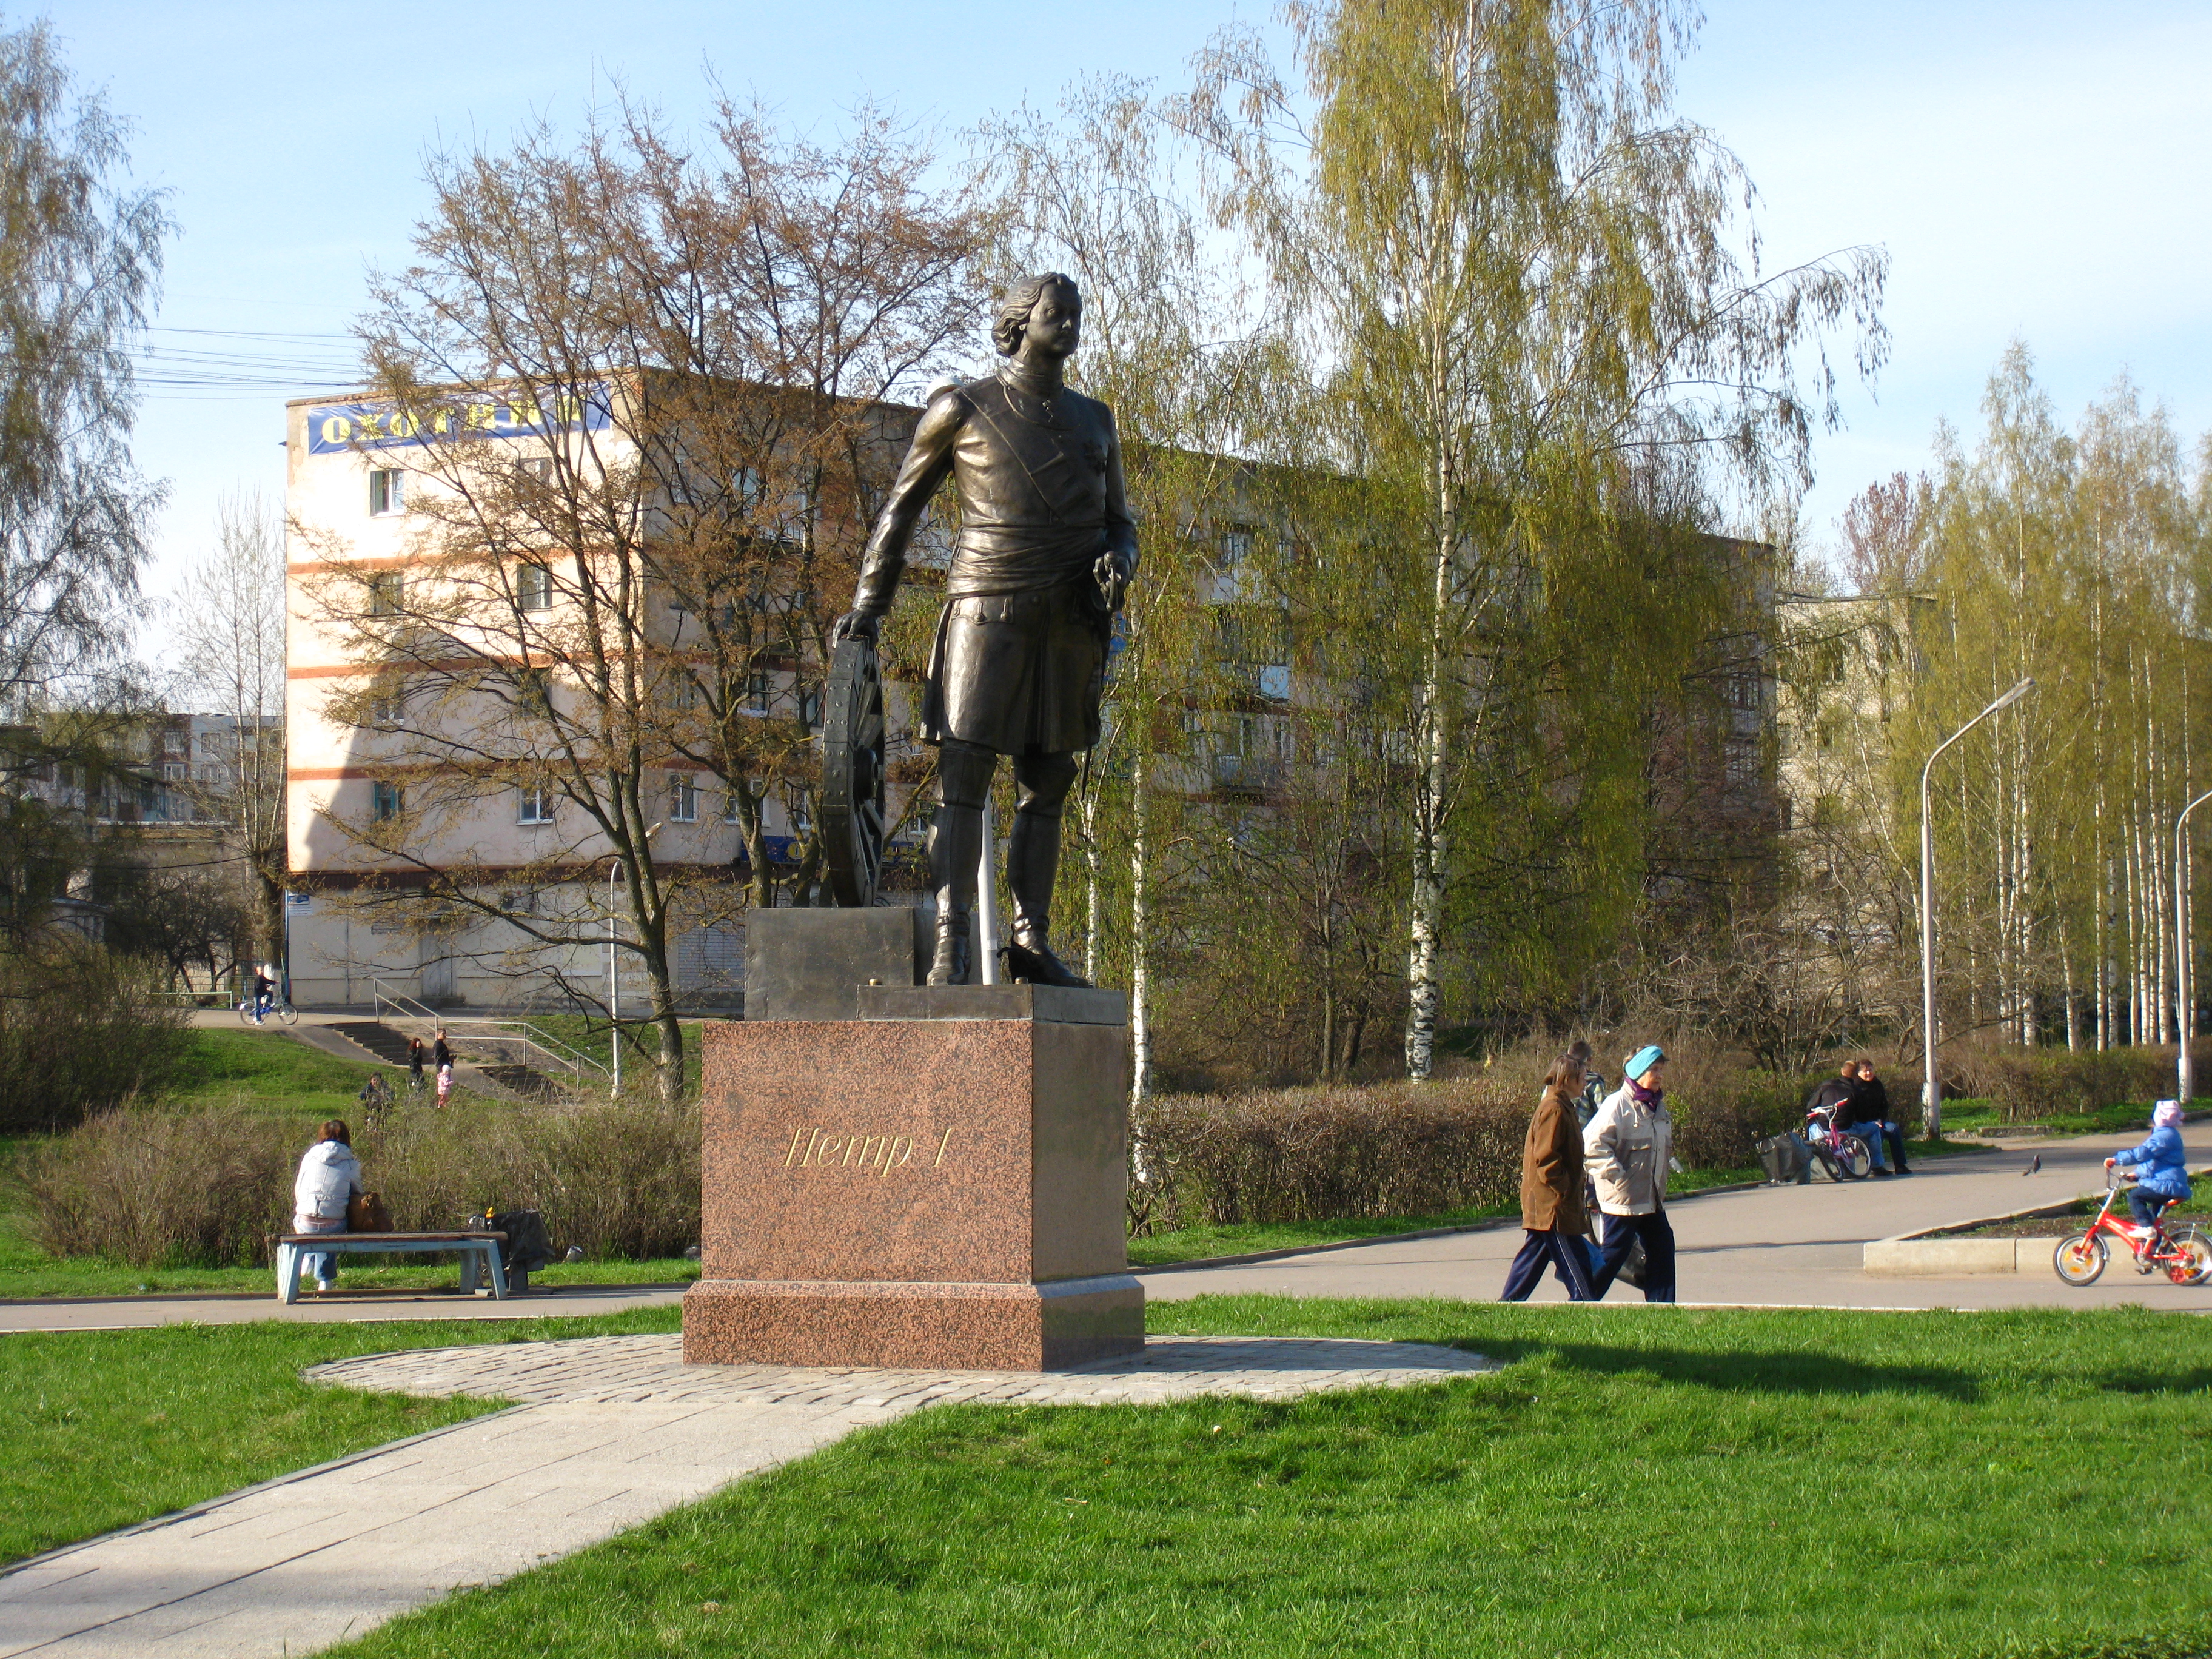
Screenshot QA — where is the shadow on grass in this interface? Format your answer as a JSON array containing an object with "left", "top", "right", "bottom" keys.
[
  {"left": 1464, "top": 1336, "right": 1982, "bottom": 1401},
  {"left": 2096, "top": 1367, "right": 2212, "bottom": 1396}
]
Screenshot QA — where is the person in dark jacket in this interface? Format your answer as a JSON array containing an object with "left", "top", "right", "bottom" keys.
[
  {"left": 1852, "top": 1060, "right": 1911, "bottom": 1173},
  {"left": 1565, "top": 1039, "right": 1606, "bottom": 1129},
  {"left": 432, "top": 1030, "right": 455, "bottom": 1108},
  {"left": 1500, "top": 1056, "right": 1597, "bottom": 1301},
  {"left": 406, "top": 1037, "right": 426, "bottom": 1093},
  {"left": 1809, "top": 1061, "right": 1890, "bottom": 1176}
]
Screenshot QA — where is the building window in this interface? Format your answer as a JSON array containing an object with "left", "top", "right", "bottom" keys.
[
  {"left": 369, "top": 469, "right": 406, "bottom": 517},
  {"left": 367, "top": 680, "right": 406, "bottom": 726},
  {"left": 744, "top": 670, "right": 773, "bottom": 714},
  {"left": 1724, "top": 737, "right": 1760, "bottom": 787},
  {"left": 723, "top": 788, "right": 742, "bottom": 825},
  {"left": 1219, "top": 527, "right": 1253, "bottom": 571},
  {"left": 163, "top": 728, "right": 188, "bottom": 756},
  {"left": 162, "top": 761, "right": 187, "bottom": 782},
  {"left": 517, "top": 563, "right": 552, "bottom": 610},
  {"left": 515, "top": 668, "right": 552, "bottom": 719},
  {"left": 668, "top": 772, "right": 697, "bottom": 823},
  {"left": 520, "top": 457, "right": 553, "bottom": 484},
  {"left": 367, "top": 572, "right": 403, "bottom": 616},
  {"left": 517, "top": 786, "right": 554, "bottom": 826},
  {"left": 371, "top": 780, "right": 404, "bottom": 822}
]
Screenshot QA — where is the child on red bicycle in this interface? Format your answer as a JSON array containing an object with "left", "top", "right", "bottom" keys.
[{"left": 2106, "top": 1101, "right": 2193, "bottom": 1255}]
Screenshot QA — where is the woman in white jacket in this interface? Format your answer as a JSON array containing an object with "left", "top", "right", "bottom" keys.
[
  {"left": 1583, "top": 1045, "right": 1677, "bottom": 1302},
  {"left": 292, "top": 1120, "right": 364, "bottom": 1293}
]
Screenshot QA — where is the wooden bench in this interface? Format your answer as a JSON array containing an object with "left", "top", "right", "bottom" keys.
[{"left": 274, "top": 1231, "right": 509, "bottom": 1304}]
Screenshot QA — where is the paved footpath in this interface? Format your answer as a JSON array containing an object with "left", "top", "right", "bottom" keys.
[
  {"left": 0, "top": 1282, "right": 688, "bottom": 1335},
  {"left": 1142, "top": 1125, "right": 2212, "bottom": 1312},
  {"left": 0, "top": 1335, "right": 1494, "bottom": 1658}
]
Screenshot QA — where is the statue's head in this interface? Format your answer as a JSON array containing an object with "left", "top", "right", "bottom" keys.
[{"left": 993, "top": 272, "right": 1081, "bottom": 360}]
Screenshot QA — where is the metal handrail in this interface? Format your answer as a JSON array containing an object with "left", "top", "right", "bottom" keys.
[{"left": 369, "top": 977, "right": 609, "bottom": 1087}]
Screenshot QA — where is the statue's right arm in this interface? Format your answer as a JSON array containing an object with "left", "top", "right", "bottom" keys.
[{"left": 848, "top": 389, "right": 967, "bottom": 622}]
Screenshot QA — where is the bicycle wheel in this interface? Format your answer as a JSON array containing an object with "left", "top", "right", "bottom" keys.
[
  {"left": 272, "top": 1003, "right": 300, "bottom": 1027},
  {"left": 237, "top": 1002, "right": 262, "bottom": 1026},
  {"left": 1832, "top": 1139, "right": 1870, "bottom": 1181},
  {"left": 2162, "top": 1226, "right": 2212, "bottom": 1287},
  {"left": 2054, "top": 1232, "right": 2108, "bottom": 1286}
]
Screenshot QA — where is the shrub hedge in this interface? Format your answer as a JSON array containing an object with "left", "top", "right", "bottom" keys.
[
  {"left": 0, "top": 940, "right": 187, "bottom": 1133},
  {"left": 1129, "top": 1061, "right": 1805, "bottom": 1236},
  {"left": 21, "top": 1096, "right": 700, "bottom": 1268}
]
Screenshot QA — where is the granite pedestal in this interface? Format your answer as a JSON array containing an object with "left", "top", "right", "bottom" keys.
[{"left": 685, "top": 923, "right": 1141, "bottom": 1370}]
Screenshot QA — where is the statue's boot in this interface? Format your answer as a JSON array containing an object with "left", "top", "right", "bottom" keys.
[
  {"left": 927, "top": 744, "right": 996, "bottom": 987},
  {"left": 1004, "top": 752, "right": 1091, "bottom": 988}
]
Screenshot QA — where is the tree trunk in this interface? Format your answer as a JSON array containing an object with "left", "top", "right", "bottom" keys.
[
  {"left": 1129, "top": 752, "right": 1152, "bottom": 1110},
  {"left": 1404, "top": 509, "right": 1454, "bottom": 1081}
]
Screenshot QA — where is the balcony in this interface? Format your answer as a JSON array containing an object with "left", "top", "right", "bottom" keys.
[{"left": 1209, "top": 751, "right": 1284, "bottom": 796}]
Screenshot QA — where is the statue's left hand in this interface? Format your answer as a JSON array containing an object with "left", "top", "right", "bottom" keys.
[{"left": 1094, "top": 550, "right": 1132, "bottom": 612}]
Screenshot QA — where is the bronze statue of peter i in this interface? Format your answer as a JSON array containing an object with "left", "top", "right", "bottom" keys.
[{"left": 837, "top": 273, "right": 1138, "bottom": 988}]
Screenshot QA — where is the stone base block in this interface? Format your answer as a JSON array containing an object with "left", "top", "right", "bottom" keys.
[
  {"left": 1862, "top": 1236, "right": 2026, "bottom": 1276},
  {"left": 682, "top": 1273, "right": 1145, "bottom": 1370}
]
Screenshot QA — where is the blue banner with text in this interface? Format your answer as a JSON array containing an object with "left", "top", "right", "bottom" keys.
[{"left": 304, "top": 386, "right": 613, "bottom": 454}]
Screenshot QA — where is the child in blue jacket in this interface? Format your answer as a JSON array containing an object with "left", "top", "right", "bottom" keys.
[{"left": 2108, "top": 1101, "right": 2193, "bottom": 1249}]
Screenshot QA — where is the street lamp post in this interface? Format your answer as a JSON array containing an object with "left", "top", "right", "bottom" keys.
[
  {"left": 2174, "top": 788, "right": 2212, "bottom": 1105},
  {"left": 1920, "top": 677, "right": 2036, "bottom": 1140},
  {"left": 608, "top": 822, "right": 663, "bottom": 1098}
]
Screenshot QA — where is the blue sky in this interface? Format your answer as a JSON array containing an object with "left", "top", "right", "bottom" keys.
[{"left": 45, "top": 0, "right": 2212, "bottom": 609}]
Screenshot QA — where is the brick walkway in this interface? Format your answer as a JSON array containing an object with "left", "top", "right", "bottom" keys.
[
  {"left": 306, "top": 1332, "right": 1497, "bottom": 1405},
  {"left": 0, "top": 1336, "right": 1493, "bottom": 1659}
]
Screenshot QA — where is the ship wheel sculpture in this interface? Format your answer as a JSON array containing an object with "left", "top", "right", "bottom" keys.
[{"left": 820, "top": 628, "right": 886, "bottom": 907}]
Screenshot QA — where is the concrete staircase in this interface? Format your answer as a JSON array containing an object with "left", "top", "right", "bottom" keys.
[{"left": 322, "top": 1020, "right": 576, "bottom": 1104}]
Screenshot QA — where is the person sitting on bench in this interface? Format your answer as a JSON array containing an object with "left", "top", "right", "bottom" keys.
[{"left": 292, "top": 1120, "right": 364, "bottom": 1293}]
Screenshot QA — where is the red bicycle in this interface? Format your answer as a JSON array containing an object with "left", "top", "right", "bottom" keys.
[{"left": 2053, "top": 1173, "right": 2211, "bottom": 1287}]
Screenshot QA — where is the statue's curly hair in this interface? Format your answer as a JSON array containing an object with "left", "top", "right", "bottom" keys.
[{"left": 992, "top": 272, "right": 1079, "bottom": 357}]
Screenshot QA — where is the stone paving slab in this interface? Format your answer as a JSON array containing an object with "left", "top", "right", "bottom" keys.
[{"left": 0, "top": 1336, "right": 1493, "bottom": 1659}]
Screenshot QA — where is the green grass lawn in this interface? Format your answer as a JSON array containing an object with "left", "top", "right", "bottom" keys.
[
  {"left": 1939, "top": 1097, "right": 2205, "bottom": 1138},
  {"left": 0, "top": 1305, "right": 683, "bottom": 1566},
  {"left": 164, "top": 1025, "right": 388, "bottom": 1115},
  {"left": 307, "top": 1296, "right": 2212, "bottom": 1659},
  {"left": 511, "top": 1014, "right": 711, "bottom": 1094}
]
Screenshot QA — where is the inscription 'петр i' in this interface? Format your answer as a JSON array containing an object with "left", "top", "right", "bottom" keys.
[{"left": 783, "top": 1125, "right": 954, "bottom": 1175}]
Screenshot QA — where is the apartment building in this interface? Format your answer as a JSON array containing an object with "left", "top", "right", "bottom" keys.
[{"left": 281, "top": 378, "right": 939, "bottom": 1010}]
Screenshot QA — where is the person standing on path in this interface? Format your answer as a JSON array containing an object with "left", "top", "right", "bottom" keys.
[
  {"left": 1566, "top": 1039, "right": 1606, "bottom": 1129},
  {"left": 432, "top": 1030, "right": 454, "bottom": 1107},
  {"left": 292, "top": 1120, "right": 364, "bottom": 1293},
  {"left": 406, "top": 1037, "right": 426, "bottom": 1094},
  {"left": 1500, "top": 1056, "right": 1598, "bottom": 1302},
  {"left": 1585, "top": 1045, "right": 1677, "bottom": 1302}
]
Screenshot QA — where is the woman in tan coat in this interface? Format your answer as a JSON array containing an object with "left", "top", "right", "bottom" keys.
[{"left": 1499, "top": 1056, "right": 1597, "bottom": 1301}]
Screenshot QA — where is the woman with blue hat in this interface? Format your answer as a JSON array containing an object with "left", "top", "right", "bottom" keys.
[{"left": 1583, "top": 1043, "right": 1677, "bottom": 1302}]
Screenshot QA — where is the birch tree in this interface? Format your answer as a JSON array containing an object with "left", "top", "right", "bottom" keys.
[
  {"left": 170, "top": 489, "right": 288, "bottom": 965},
  {"left": 1182, "top": 0, "right": 1888, "bottom": 1077}
]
